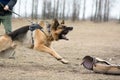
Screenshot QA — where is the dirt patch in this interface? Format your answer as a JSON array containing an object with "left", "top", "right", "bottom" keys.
[{"left": 0, "top": 20, "right": 120, "bottom": 80}]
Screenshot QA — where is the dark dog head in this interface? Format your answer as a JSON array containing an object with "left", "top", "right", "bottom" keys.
[
  {"left": 51, "top": 19, "right": 73, "bottom": 41},
  {"left": 58, "top": 26, "right": 73, "bottom": 40}
]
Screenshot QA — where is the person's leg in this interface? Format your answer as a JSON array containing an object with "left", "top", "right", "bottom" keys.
[
  {"left": 0, "top": 17, "right": 2, "bottom": 25},
  {"left": 0, "top": 19, "right": 2, "bottom": 36},
  {"left": 2, "top": 14, "right": 12, "bottom": 34}
]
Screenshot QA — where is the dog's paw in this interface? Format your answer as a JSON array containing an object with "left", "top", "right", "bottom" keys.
[
  {"left": 60, "top": 59, "right": 69, "bottom": 64},
  {"left": 11, "top": 43, "right": 17, "bottom": 48}
]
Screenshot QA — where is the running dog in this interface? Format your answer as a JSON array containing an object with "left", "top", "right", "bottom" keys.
[{"left": 0, "top": 19, "right": 73, "bottom": 64}]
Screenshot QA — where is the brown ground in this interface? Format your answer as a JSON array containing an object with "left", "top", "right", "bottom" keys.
[{"left": 0, "top": 19, "right": 120, "bottom": 80}]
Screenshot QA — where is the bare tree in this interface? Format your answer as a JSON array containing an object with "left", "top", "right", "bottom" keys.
[
  {"left": 79, "top": 0, "right": 81, "bottom": 20},
  {"left": 31, "top": 0, "right": 38, "bottom": 19},
  {"left": 93, "top": 0, "right": 111, "bottom": 22},
  {"left": 94, "top": 0, "right": 103, "bottom": 22},
  {"left": 14, "top": 0, "right": 118, "bottom": 21},
  {"left": 46, "top": 1, "right": 52, "bottom": 19},
  {"left": 119, "top": 13, "right": 120, "bottom": 22},
  {"left": 97, "top": 0, "right": 102, "bottom": 22},
  {"left": 56, "top": 0, "right": 59, "bottom": 19},
  {"left": 34, "top": 0, "right": 38, "bottom": 19},
  {"left": 31, "top": 0, "right": 35, "bottom": 19},
  {"left": 72, "top": 0, "right": 76, "bottom": 21},
  {"left": 91, "top": 0, "right": 95, "bottom": 21},
  {"left": 104, "top": 0, "right": 110, "bottom": 21},
  {"left": 75, "top": 0, "right": 81, "bottom": 21},
  {"left": 72, "top": 0, "right": 80, "bottom": 21},
  {"left": 42, "top": 0, "right": 47, "bottom": 19},
  {"left": 53, "top": 0, "right": 56, "bottom": 18},
  {"left": 62, "top": 0, "right": 66, "bottom": 19},
  {"left": 106, "top": 0, "right": 110, "bottom": 21},
  {"left": 94, "top": 0, "right": 98, "bottom": 21},
  {"left": 82, "top": 0, "right": 86, "bottom": 20},
  {"left": 24, "top": 0, "right": 27, "bottom": 18}
]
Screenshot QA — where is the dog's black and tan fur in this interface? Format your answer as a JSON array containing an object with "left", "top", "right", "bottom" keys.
[{"left": 0, "top": 19, "right": 73, "bottom": 64}]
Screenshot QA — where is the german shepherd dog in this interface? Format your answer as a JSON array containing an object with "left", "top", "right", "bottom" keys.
[{"left": 0, "top": 19, "right": 73, "bottom": 64}]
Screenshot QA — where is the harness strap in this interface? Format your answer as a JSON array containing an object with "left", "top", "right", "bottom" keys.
[
  {"left": 29, "top": 24, "right": 47, "bottom": 46},
  {"left": 31, "top": 31, "right": 34, "bottom": 46},
  {"left": 29, "top": 24, "right": 42, "bottom": 31},
  {"left": 47, "top": 24, "right": 51, "bottom": 34}
]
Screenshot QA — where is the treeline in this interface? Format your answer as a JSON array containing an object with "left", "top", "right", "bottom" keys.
[{"left": 15, "top": 0, "right": 120, "bottom": 22}]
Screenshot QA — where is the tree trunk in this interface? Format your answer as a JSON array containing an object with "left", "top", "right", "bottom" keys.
[
  {"left": 47, "top": 1, "right": 52, "bottom": 19},
  {"left": 91, "top": 0, "right": 95, "bottom": 21},
  {"left": 35, "top": 0, "right": 38, "bottom": 19},
  {"left": 97, "top": 0, "right": 102, "bottom": 22},
  {"left": 72, "top": 0, "right": 76, "bottom": 21},
  {"left": 106, "top": 0, "right": 110, "bottom": 21},
  {"left": 94, "top": 0, "right": 98, "bottom": 21},
  {"left": 42, "top": 0, "right": 47, "bottom": 19},
  {"left": 31, "top": 0, "right": 34, "bottom": 19},
  {"left": 76, "top": 0, "right": 80, "bottom": 20},
  {"left": 82, "top": 0, "right": 86, "bottom": 20},
  {"left": 24, "top": 0, "right": 27, "bottom": 18},
  {"left": 56, "top": 0, "right": 59, "bottom": 19},
  {"left": 62, "top": 0, "right": 65, "bottom": 19}
]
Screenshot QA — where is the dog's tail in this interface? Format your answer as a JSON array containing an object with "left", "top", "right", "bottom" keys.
[{"left": 7, "top": 26, "right": 29, "bottom": 40}]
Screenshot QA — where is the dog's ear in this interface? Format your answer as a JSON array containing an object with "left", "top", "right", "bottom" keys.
[
  {"left": 51, "top": 19, "right": 59, "bottom": 30},
  {"left": 61, "top": 20, "right": 65, "bottom": 24}
]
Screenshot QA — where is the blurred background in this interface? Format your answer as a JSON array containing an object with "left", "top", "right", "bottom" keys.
[{"left": 13, "top": 0, "right": 120, "bottom": 22}]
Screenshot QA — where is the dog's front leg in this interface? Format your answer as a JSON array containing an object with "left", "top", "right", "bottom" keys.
[
  {"left": 34, "top": 45, "right": 68, "bottom": 64},
  {"left": 50, "top": 47, "right": 69, "bottom": 64}
]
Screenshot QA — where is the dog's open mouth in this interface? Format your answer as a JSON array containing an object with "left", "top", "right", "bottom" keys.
[
  {"left": 60, "top": 34, "right": 69, "bottom": 40},
  {"left": 59, "top": 27, "right": 73, "bottom": 40}
]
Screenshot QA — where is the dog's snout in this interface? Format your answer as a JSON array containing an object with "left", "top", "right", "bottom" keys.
[
  {"left": 70, "top": 27, "right": 73, "bottom": 30},
  {"left": 67, "top": 27, "right": 73, "bottom": 31}
]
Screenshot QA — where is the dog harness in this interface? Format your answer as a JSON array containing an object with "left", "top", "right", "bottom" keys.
[
  {"left": 29, "top": 23, "right": 52, "bottom": 47},
  {"left": 29, "top": 24, "right": 43, "bottom": 31},
  {"left": 29, "top": 24, "right": 43, "bottom": 46}
]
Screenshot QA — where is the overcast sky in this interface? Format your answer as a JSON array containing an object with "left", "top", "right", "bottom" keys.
[{"left": 14, "top": 0, "right": 120, "bottom": 19}]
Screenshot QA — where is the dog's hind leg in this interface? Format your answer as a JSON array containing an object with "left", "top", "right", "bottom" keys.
[
  {"left": 8, "top": 42, "right": 17, "bottom": 59},
  {"left": 9, "top": 50, "right": 15, "bottom": 59},
  {"left": 34, "top": 45, "right": 69, "bottom": 64}
]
